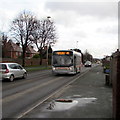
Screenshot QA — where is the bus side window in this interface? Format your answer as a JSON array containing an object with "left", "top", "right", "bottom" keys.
[
  {"left": 74, "top": 56, "right": 76, "bottom": 67},
  {"left": 71, "top": 58, "right": 73, "bottom": 64}
]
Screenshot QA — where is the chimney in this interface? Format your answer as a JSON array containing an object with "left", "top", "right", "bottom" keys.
[
  {"left": 16, "top": 43, "right": 20, "bottom": 46},
  {"left": 31, "top": 46, "right": 34, "bottom": 49}
]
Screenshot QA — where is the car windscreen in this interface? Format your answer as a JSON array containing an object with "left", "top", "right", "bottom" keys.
[
  {"left": 0, "top": 64, "right": 7, "bottom": 69},
  {"left": 85, "top": 61, "right": 91, "bottom": 64},
  {"left": 53, "top": 55, "right": 73, "bottom": 67}
]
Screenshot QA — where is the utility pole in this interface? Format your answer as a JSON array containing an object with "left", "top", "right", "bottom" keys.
[{"left": 46, "top": 44, "right": 48, "bottom": 68}]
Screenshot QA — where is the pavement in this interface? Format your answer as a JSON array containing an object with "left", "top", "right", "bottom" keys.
[{"left": 23, "top": 65, "right": 112, "bottom": 119}]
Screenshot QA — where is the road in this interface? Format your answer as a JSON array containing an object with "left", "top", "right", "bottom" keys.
[
  {"left": 2, "top": 65, "right": 98, "bottom": 118},
  {"left": 23, "top": 65, "right": 112, "bottom": 118}
]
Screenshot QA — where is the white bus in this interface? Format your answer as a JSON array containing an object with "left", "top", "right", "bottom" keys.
[{"left": 52, "top": 50, "right": 83, "bottom": 75}]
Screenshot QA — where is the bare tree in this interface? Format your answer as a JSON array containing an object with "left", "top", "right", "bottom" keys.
[
  {"left": 32, "top": 17, "right": 57, "bottom": 65},
  {"left": 83, "top": 49, "right": 93, "bottom": 62},
  {"left": 1, "top": 32, "right": 8, "bottom": 58},
  {"left": 10, "top": 11, "right": 37, "bottom": 66}
]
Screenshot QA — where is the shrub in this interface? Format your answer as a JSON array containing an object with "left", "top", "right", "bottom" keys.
[{"left": 33, "top": 54, "right": 40, "bottom": 58}]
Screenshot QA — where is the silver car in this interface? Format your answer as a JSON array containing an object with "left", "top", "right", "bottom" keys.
[
  {"left": 0, "top": 63, "right": 27, "bottom": 82},
  {"left": 84, "top": 61, "right": 92, "bottom": 67}
]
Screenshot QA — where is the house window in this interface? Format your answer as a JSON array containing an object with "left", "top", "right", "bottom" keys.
[
  {"left": 19, "top": 52, "right": 21, "bottom": 56},
  {"left": 16, "top": 52, "right": 18, "bottom": 56}
]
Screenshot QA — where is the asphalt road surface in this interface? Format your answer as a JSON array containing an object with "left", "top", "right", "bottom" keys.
[
  {"left": 2, "top": 64, "right": 107, "bottom": 119},
  {"left": 2, "top": 64, "right": 90, "bottom": 118},
  {"left": 23, "top": 65, "right": 112, "bottom": 118}
]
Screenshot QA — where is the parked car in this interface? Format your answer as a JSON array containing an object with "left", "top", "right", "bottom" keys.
[
  {"left": 84, "top": 61, "right": 92, "bottom": 67},
  {"left": 0, "top": 63, "right": 27, "bottom": 82}
]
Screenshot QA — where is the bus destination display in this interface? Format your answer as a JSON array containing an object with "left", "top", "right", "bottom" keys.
[{"left": 55, "top": 52, "right": 71, "bottom": 55}]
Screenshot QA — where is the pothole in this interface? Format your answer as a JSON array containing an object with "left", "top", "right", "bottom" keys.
[
  {"left": 47, "top": 99, "right": 78, "bottom": 111},
  {"left": 46, "top": 97, "right": 97, "bottom": 111}
]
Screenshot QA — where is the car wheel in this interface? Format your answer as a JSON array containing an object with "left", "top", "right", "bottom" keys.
[
  {"left": 23, "top": 73, "right": 27, "bottom": 79},
  {"left": 9, "top": 75, "right": 14, "bottom": 82}
]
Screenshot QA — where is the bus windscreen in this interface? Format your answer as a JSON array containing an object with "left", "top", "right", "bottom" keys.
[{"left": 53, "top": 51, "right": 73, "bottom": 67}]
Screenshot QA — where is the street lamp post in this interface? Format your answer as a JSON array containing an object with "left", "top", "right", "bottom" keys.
[
  {"left": 46, "top": 16, "right": 51, "bottom": 68},
  {"left": 76, "top": 40, "right": 78, "bottom": 49}
]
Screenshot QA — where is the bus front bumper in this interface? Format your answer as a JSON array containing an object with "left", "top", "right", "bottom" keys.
[{"left": 52, "top": 68, "right": 76, "bottom": 75}]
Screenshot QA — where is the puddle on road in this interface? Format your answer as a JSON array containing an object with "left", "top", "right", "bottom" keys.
[
  {"left": 76, "top": 97, "right": 97, "bottom": 107},
  {"left": 46, "top": 97, "right": 97, "bottom": 111},
  {"left": 70, "top": 95, "right": 82, "bottom": 98}
]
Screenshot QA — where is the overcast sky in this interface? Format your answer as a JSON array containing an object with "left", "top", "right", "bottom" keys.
[{"left": 0, "top": 0, "right": 119, "bottom": 58}]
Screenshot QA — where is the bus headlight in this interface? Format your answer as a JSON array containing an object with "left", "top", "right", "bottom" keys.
[
  {"left": 69, "top": 67, "right": 73, "bottom": 71},
  {"left": 52, "top": 67, "right": 56, "bottom": 70}
]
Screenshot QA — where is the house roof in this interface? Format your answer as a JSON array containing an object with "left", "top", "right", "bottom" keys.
[
  {"left": 26, "top": 46, "right": 37, "bottom": 54},
  {"left": 5, "top": 40, "right": 37, "bottom": 54},
  {"left": 7, "top": 40, "right": 22, "bottom": 52}
]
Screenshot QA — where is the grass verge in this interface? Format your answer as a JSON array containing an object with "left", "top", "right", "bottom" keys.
[{"left": 25, "top": 65, "right": 52, "bottom": 72}]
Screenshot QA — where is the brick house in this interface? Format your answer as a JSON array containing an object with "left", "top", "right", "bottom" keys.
[
  {"left": 26, "top": 46, "right": 37, "bottom": 58},
  {"left": 3, "top": 40, "right": 22, "bottom": 59},
  {"left": 2, "top": 40, "right": 37, "bottom": 59}
]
